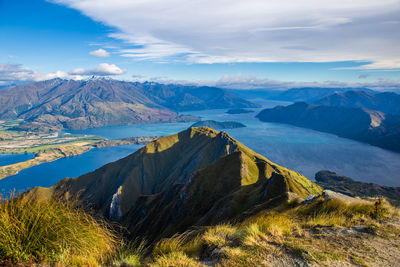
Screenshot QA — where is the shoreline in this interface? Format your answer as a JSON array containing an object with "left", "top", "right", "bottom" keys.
[{"left": 0, "top": 136, "right": 158, "bottom": 180}]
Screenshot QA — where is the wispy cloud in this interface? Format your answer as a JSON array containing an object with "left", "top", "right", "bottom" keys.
[
  {"left": 51, "top": 0, "right": 400, "bottom": 68},
  {"left": 89, "top": 48, "right": 110, "bottom": 57}
]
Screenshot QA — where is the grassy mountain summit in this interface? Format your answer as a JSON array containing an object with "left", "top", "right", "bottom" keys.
[
  {"left": 0, "top": 79, "right": 256, "bottom": 130},
  {"left": 31, "top": 127, "right": 321, "bottom": 241}
]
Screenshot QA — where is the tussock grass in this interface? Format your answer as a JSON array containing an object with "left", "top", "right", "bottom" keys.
[
  {"left": 153, "top": 230, "right": 203, "bottom": 259},
  {"left": 151, "top": 251, "right": 204, "bottom": 267},
  {"left": 0, "top": 194, "right": 119, "bottom": 266},
  {"left": 202, "top": 224, "right": 238, "bottom": 247},
  {"left": 296, "top": 198, "right": 392, "bottom": 227},
  {"left": 113, "top": 240, "right": 148, "bottom": 267},
  {"left": 151, "top": 197, "right": 397, "bottom": 266}
]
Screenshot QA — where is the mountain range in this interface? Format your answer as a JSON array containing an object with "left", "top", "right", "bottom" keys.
[
  {"left": 227, "top": 87, "right": 376, "bottom": 102},
  {"left": 314, "top": 90, "right": 400, "bottom": 115},
  {"left": 0, "top": 78, "right": 256, "bottom": 131},
  {"left": 31, "top": 127, "right": 321, "bottom": 241},
  {"left": 256, "top": 102, "right": 400, "bottom": 152}
]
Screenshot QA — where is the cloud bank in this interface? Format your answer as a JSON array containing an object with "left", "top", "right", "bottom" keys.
[
  {"left": 51, "top": 0, "right": 400, "bottom": 68},
  {"left": 0, "top": 62, "right": 126, "bottom": 86}
]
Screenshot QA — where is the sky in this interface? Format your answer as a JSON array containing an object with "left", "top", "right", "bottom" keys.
[{"left": 0, "top": 0, "right": 399, "bottom": 90}]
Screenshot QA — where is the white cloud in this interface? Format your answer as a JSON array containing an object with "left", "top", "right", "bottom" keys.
[
  {"left": 89, "top": 48, "right": 110, "bottom": 57},
  {"left": 0, "top": 62, "right": 126, "bottom": 86},
  {"left": 0, "top": 63, "right": 83, "bottom": 85},
  {"left": 50, "top": 0, "right": 400, "bottom": 68},
  {"left": 69, "top": 63, "right": 126, "bottom": 76}
]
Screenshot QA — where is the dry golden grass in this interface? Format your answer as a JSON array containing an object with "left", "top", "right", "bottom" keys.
[
  {"left": 151, "top": 197, "right": 397, "bottom": 266},
  {"left": 0, "top": 194, "right": 119, "bottom": 266}
]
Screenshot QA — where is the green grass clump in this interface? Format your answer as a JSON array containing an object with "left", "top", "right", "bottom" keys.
[
  {"left": 0, "top": 194, "right": 119, "bottom": 266},
  {"left": 202, "top": 224, "right": 238, "bottom": 247},
  {"left": 151, "top": 251, "right": 204, "bottom": 267},
  {"left": 113, "top": 240, "right": 148, "bottom": 267}
]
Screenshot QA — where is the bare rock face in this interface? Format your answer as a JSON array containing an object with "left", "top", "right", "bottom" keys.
[{"left": 30, "top": 127, "right": 322, "bottom": 241}]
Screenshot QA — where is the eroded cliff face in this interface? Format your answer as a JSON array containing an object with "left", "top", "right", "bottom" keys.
[{"left": 30, "top": 127, "right": 321, "bottom": 241}]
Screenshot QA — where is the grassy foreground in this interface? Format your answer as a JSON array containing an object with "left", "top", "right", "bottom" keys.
[
  {"left": 0, "top": 194, "right": 398, "bottom": 266},
  {"left": 148, "top": 197, "right": 399, "bottom": 266},
  {"left": 0, "top": 195, "right": 119, "bottom": 266}
]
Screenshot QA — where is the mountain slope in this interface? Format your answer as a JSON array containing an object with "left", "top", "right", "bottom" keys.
[
  {"left": 31, "top": 127, "right": 321, "bottom": 241},
  {"left": 314, "top": 90, "right": 400, "bottom": 115},
  {"left": 256, "top": 102, "right": 400, "bottom": 152},
  {"left": 0, "top": 79, "right": 255, "bottom": 130},
  {"left": 139, "top": 82, "right": 259, "bottom": 111}
]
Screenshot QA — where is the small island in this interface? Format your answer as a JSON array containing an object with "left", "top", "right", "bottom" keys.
[
  {"left": 226, "top": 108, "right": 254, "bottom": 114},
  {"left": 191, "top": 120, "right": 246, "bottom": 129}
]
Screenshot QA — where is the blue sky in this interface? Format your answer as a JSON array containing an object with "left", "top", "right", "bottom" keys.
[{"left": 1, "top": 0, "right": 399, "bottom": 89}]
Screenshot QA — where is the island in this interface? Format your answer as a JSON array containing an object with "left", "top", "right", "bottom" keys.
[
  {"left": 190, "top": 120, "right": 246, "bottom": 129},
  {"left": 226, "top": 108, "right": 254, "bottom": 114}
]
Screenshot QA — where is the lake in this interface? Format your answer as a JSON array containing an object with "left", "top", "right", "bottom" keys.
[
  {"left": 0, "top": 153, "right": 34, "bottom": 167},
  {"left": 1, "top": 99, "right": 400, "bottom": 194},
  {"left": 0, "top": 144, "right": 143, "bottom": 195}
]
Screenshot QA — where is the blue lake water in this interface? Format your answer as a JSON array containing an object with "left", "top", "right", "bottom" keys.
[
  {"left": 0, "top": 153, "right": 34, "bottom": 167},
  {"left": 1, "top": 99, "right": 400, "bottom": 194},
  {"left": 0, "top": 144, "right": 143, "bottom": 194}
]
